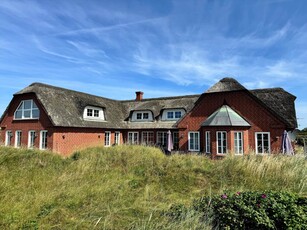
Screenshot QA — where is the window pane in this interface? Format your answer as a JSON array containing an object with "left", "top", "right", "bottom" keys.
[
  {"left": 143, "top": 113, "right": 149, "bottom": 119},
  {"left": 167, "top": 112, "right": 173, "bottom": 119},
  {"left": 87, "top": 109, "right": 93, "bottom": 116},
  {"left": 24, "top": 100, "right": 31, "bottom": 109},
  {"left": 15, "top": 111, "right": 22, "bottom": 119},
  {"left": 136, "top": 113, "right": 142, "bottom": 119},
  {"left": 175, "top": 111, "right": 181, "bottom": 118},
  {"left": 94, "top": 110, "right": 99, "bottom": 117},
  {"left": 32, "top": 109, "right": 40, "bottom": 118},
  {"left": 24, "top": 110, "right": 31, "bottom": 118}
]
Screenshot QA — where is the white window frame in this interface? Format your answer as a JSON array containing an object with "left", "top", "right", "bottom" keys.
[
  {"left": 128, "top": 132, "right": 138, "bottom": 144},
  {"left": 188, "top": 131, "right": 200, "bottom": 151},
  {"left": 205, "top": 131, "right": 211, "bottom": 153},
  {"left": 115, "top": 132, "right": 120, "bottom": 145},
  {"left": 40, "top": 130, "right": 48, "bottom": 150},
  {"left": 234, "top": 132, "right": 243, "bottom": 155},
  {"left": 83, "top": 106, "right": 105, "bottom": 121},
  {"left": 255, "top": 132, "right": 270, "bottom": 155},
  {"left": 216, "top": 131, "right": 227, "bottom": 154},
  {"left": 105, "top": 131, "right": 111, "bottom": 147},
  {"left": 173, "top": 131, "right": 179, "bottom": 150},
  {"left": 15, "top": 130, "right": 22, "bottom": 148},
  {"left": 157, "top": 131, "right": 167, "bottom": 148},
  {"left": 5, "top": 130, "right": 12, "bottom": 146},
  {"left": 142, "top": 131, "right": 154, "bottom": 145},
  {"left": 134, "top": 111, "right": 151, "bottom": 121},
  {"left": 163, "top": 109, "right": 185, "bottom": 121},
  {"left": 14, "top": 99, "right": 39, "bottom": 120},
  {"left": 28, "top": 130, "right": 36, "bottom": 149}
]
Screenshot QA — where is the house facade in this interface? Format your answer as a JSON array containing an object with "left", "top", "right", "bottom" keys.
[{"left": 0, "top": 78, "right": 297, "bottom": 156}]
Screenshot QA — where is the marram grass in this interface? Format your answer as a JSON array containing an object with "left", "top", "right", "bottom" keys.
[{"left": 0, "top": 145, "right": 305, "bottom": 229}]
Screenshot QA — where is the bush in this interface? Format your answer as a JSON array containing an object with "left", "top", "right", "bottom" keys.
[{"left": 166, "top": 191, "right": 307, "bottom": 229}]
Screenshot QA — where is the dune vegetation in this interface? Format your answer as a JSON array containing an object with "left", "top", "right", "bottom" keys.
[{"left": 0, "top": 145, "right": 306, "bottom": 229}]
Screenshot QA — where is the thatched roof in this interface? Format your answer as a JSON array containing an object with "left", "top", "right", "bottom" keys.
[
  {"left": 206, "top": 77, "right": 246, "bottom": 93},
  {"left": 14, "top": 83, "right": 199, "bottom": 129},
  {"left": 250, "top": 88, "right": 297, "bottom": 128},
  {"left": 7, "top": 78, "right": 297, "bottom": 129}
]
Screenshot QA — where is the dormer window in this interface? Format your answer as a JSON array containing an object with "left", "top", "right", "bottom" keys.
[
  {"left": 137, "top": 112, "right": 149, "bottom": 120},
  {"left": 14, "top": 99, "right": 40, "bottom": 120},
  {"left": 131, "top": 110, "right": 153, "bottom": 122},
  {"left": 162, "top": 109, "right": 185, "bottom": 121},
  {"left": 83, "top": 106, "right": 105, "bottom": 121}
]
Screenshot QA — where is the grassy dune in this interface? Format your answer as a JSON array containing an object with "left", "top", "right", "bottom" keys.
[{"left": 0, "top": 145, "right": 306, "bottom": 229}]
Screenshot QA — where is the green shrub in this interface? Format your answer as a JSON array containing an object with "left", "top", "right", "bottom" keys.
[{"left": 167, "top": 191, "right": 307, "bottom": 229}]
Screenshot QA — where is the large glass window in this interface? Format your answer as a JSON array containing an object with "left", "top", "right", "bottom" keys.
[
  {"left": 157, "top": 131, "right": 167, "bottom": 148},
  {"left": 5, "top": 130, "right": 12, "bottom": 146},
  {"left": 142, "top": 131, "right": 154, "bottom": 145},
  {"left": 234, "top": 132, "right": 243, "bottom": 154},
  {"left": 15, "top": 130, "right": 22, "bottom": 148},
  {"left": 28, "top": 130, "right": 36, "bottom": 149},
  {"left": 188, "top": 132, "right": 200, "bottom": 151},
  {"left": 128, "top": 132, "right": 138, "bottom": 144},
  {"left": 115, "top": 132, "right": 120, "bottom": 145},
  {"left": 205, "top": 131, "right": 211, "bottom": 153},
  {"left": 14, "top": 100, "right": 39, "bottom": 119},
  {"left": 173, "top": 132, "right": 179, "bottom": 150},
  {"left": 255, "top": 132, "right": 270, "bottom": 154},
  {"left": 40, "top": 130, "right": 48, "bottom": 150},
  {"left": 105, "top": 131, "right": 111, "bottom": 147},
  {"left": 217, "top": 131, "right": 227, "bottom": 154}
]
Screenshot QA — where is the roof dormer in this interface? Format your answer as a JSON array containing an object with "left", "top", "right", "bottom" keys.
[
  {"left": 131, "top": 110, "right": 154, "bottom": 122},
  {"left": 83, "top": 106, "right": 105, "bottom": 121},
  {"left": 161, "top": 108, "right": 185, "bottom": 121}
]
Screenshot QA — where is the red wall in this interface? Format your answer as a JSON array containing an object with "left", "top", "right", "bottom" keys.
[
  {"left": 0, "top": 94, "right": 53, "bottom": 149},
  {"left": 177, "top": 90, "right": 286, "bottom": 155}
]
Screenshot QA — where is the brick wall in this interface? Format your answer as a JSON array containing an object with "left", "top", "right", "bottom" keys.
[
  {"left": 178, "top": 90, "right": 286, "bottom": 156},
  {"left": 0, "top": 93, "right": 53, "bottom": 149}
]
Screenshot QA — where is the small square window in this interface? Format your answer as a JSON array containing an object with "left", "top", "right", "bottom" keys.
[
  {"left": 87, "top": 109, "right": 93, "bottom": 117},
  {"left": 94, "top": 110, "right": 99, "bottom": 117},
  {"left": 143, "top": 113, "right": 149, "bottom": 119},
  {"left": 175, "top": 111, "right": 182, "bottom": 118},
  {"left": 136, "top": 113, "right": 142, "bottom": 119},
  {"left": 167, "top": 111, "right": 173, "bottom": 119}
]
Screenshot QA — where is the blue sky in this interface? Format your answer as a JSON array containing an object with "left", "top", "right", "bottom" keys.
[{"left": 1, "top": 0, "right": 307, "bottom": 128}]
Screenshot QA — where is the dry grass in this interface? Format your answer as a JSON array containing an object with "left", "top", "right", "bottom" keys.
[{"left": 0, "top": 145, "right": 305, "bottom": 229}]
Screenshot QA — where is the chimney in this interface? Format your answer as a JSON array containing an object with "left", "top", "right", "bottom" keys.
[{"left": 135, "top": 91, "right": 144, "bottom": 101}]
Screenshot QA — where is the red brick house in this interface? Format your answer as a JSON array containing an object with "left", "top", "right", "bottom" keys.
[{"left": 0, "top": 78, "right": 297, "bottom": 156}]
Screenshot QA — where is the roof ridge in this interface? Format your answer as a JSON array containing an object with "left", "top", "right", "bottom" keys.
[
  {"left": 20, "top": 82, "right": 120, "bottom": 102},
  {"left": 120, "top": 94, "right": 201, "bottom": 102}
]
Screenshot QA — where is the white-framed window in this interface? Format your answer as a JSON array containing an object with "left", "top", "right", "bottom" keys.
[
  {"left": 162, "top": 109, "right": 185, "bottom": 121},
  {"left": 142, "top": 131, "right": 154, "bottom": 145},
  {"left": 173, "top": 132, "right": 179, "bottom": 150},
  {"left": 217, "top": 131, "right": 227, "bottom": 154},
  {"left": 105, "top": 131, "right": 111, "bottom": 147},
  {"left": 188, "top": 132, "right": 200, "bottom": 151},
  {"left": 14, "top": 100, "right": 39, "bottom": 120},
  {"left": 128, "top": 132, "right": 138, "bottom": 144},
  {"left": 234, "top": 132, "right": 243, "bottom": 154},
  {"left": 15, "top": 130, "right": 22, "bottom": 148},
  {"left": 28, "top": 130, "right": 36, "bottom": 149},
  {"left": 40, "top": 130, "right": 48, "bottom": 150},
  {"left": 157, "top": 131, "right": 167, "bottom": 148},
  {"left": 132, "top": 111, "right": 153, "bottom": 121},
  {"left": 115, "top": 132, "right": 120, "bottom": 145},
  {"left": 5, "top": 130, "right": 12, "bottom": 146},
  {"left": 83, "top": 106, "right": 105, "bottom": 121},
  {"left": 255, "top": 132, "right": 270, "bottom": 154},
  {"left": 205, "top": 131, "right": 211, "bottom": 153}
]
